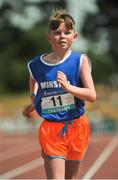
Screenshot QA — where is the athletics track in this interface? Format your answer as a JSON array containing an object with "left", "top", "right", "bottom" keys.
[{"left": 0, "top": 132, "right": 118, "bottom": 179}]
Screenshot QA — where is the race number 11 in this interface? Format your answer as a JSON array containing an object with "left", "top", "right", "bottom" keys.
[
  {"left": 50, "top": 95, "right": 62, "bottom": 107},
  {"left": 41, "top": 93, "right": 76, "bottom": 114}
]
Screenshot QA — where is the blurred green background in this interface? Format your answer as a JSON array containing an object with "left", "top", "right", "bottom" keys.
[{"left": 0, "top": 0, "right": 118, "bottom": 134}]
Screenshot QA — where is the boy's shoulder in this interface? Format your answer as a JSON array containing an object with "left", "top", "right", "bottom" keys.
[
  {"left": 70, "top": 51, "right": 83, "bottom": 60},
  {"left": 28, "top": 54, "right": 43, "bottom": 65},
  {"left": 71, "top": 51, "right": 82, "bottom": 57}
]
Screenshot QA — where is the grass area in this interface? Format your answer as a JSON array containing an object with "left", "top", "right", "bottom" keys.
[{"left": 0, "top": 85, "right": 118, "bottom": 122}]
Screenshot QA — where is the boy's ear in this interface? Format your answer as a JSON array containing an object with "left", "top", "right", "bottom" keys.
[
  {"left": 72, "top": 32, "right": 78, "bottom": 43},
  {"left": 73, "top": 32, "right": 78, "bottom": 41}
]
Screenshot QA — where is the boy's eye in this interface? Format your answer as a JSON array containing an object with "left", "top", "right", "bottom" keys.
[
  {"left": 64, "top": 31, "right": 71, "bottom": 35},
  {"left": 54, "top": 31, "right": 61, "bottom": 35},
  {"left": 54, "top": 31, "right": 71, "bottom": 35}
]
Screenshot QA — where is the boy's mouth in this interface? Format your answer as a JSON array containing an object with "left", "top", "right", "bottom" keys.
[{"left": 59, "top": 41, "right": 66, "bottom": 45}]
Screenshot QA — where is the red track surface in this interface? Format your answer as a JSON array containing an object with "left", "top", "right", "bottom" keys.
[{"left": 0, "top": 132, "right": 118, "bottom": 179}]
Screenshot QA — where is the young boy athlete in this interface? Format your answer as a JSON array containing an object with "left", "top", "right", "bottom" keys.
[{"left": 23, "top": 9, "right": 96, "bottom": 179}]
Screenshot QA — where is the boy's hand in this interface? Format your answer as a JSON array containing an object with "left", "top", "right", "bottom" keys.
[
  {"left": 57, "top": 71, "right": 70, "bottom": 91},
  {"left": 23, "top": 104, "right": 35, "bottom": 118}
]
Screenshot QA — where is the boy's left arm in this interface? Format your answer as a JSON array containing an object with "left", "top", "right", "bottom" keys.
[{"left": 57, "top": 56, "right": 96, "bottom": 102}]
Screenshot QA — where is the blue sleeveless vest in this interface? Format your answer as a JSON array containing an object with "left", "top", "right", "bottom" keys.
[{"left": 28, "top": 51, "right": 85, "bottom": 122}]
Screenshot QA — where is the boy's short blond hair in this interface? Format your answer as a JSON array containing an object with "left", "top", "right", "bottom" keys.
[{"left": 48, "top": 9, "right": 75, "bottom": 32}]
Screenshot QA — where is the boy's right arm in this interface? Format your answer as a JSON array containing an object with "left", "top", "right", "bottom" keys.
[{"left": 23, "top": 76, "right": 38, "bottom": 118}]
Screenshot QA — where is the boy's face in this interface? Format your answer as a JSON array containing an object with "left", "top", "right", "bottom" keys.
[{"left": 47, "top": 22, "right": 77, "bottom": 51}]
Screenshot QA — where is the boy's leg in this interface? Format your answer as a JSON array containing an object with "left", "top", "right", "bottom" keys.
[
  {"left": 65, "top": 161, "right": 80, "bottom": 179},
  {"left": 44, "top": 157, "right": 65, "bottom": 179},
  {"left": 65, "top": 115, "right": 90, "bottom": 179}
]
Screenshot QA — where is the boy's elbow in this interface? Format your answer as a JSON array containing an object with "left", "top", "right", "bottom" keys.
[{"left": 89, "top": 93, "right": 96, "bottom": 103}]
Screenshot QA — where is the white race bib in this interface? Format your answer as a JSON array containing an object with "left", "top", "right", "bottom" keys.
[{"left": 41, "top": 93, "right": 76, "bottom": 114}]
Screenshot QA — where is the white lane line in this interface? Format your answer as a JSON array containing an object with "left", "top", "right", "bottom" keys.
[
  {"left": 0, "top": 147, "right": 39, "bottom": 161},
  {"left": 0, "top": 157, "right": 44, "bottom": 179},
  {"left": 82, "top": 136, "right": 118, "bottom": 180},
  {"left": 0, "top": 142, "right": 39, "bottom": 161}
]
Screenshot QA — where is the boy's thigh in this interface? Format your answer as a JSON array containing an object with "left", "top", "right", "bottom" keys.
[
  {"left": 39, "top": 120, "right": 67, "bottom": 157},
  {"left": 67, "top": 114, "right": 90, "bottom": 161},
  {"left": 65, "top": 161, "right": 80, "bottom": 179},
  {"left": 44, "top": 157, "right": 65, "bottom": 179}
]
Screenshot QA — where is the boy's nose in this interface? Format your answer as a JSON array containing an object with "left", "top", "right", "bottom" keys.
[{"left": 60, "top": 32, "right": 65, "bottom": 38}]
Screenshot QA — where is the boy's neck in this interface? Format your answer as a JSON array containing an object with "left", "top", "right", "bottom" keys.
[
  {"left": 42, "top": 49, "right": 71, "bottom": 64},
  {"left": 52, "top": 49, "right": 71, "bottom": 61}
]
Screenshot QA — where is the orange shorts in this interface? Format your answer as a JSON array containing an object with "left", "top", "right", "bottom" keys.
[{"left": 38, "top": 114, "right": 90, "bottom": 161}]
